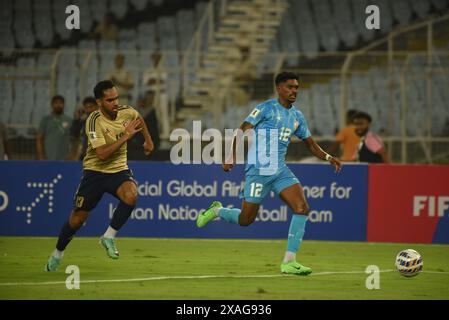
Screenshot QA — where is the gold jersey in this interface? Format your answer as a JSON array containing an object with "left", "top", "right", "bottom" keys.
[{"left": 83, "top": 105, "right": 139, "bottom": 173}]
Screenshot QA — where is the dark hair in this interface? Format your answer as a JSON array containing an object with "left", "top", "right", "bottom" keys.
[
  {"left": 275, "top": 71, "right": 299, "bottom": 86},
  {"left": 51, "top": 95, "right": 65, "bottom": 104},
  {"left": 82, "top": 96, "right": 97, "bottom": 105},
  {"left": 94, "top": 80, "right": 115, "bottom": 99},
  {"left": 346, "top": 109, "right": 358, "bottom": 123},
  {"left": 353, "top": 111, "right": 372, "bottom": 123}
]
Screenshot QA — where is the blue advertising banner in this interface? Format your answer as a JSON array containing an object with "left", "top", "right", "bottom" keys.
[{"left": 0, "top": 161, "right": 368, "bottom": 240}]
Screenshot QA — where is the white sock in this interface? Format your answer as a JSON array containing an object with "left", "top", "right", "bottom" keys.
[
  {"left": 52, "top": 249, "right": 64, "bottom": 259},
  {"left": 103, "top": 226, "right": 118, "bottom": 239},
  {"left": 283, "top": 251, "right": 296, "bottom": 264}
]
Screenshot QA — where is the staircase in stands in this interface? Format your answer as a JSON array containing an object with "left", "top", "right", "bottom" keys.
[{"left": 178, "top": 0, "right": 288, "bottom": 128}]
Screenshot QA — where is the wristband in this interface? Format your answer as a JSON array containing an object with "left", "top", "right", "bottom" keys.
[{"left": 325, "top": 154, "right": 332, "bottom": 161}]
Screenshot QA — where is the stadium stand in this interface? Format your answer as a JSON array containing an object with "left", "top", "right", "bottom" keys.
[{"left": 0, "top": 0, "right": 448, "bottom": 162}]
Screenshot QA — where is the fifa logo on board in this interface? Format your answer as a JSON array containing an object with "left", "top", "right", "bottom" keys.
[{"left": 413, "top": 196, "right": 449, "bottom": 217}]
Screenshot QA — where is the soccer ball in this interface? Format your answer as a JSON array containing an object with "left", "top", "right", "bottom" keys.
[{"left": 395, "top": 249, "right": 423, "bottom": 277}]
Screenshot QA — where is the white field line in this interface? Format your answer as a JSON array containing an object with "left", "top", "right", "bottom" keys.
[
  {"left": 4, "top": 269, "right": 449, "bottom": 287},
  {"left": 1, "top": 270, "right": 448, "bottom": 287}
]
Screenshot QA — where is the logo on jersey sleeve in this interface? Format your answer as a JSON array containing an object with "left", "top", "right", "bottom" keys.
[
  {"left": 249, "top": 108, "right": 261, "bottom": 118},
  {"left": 88, "top": 131, "right": 97, "bottom": 140},
  {"left": 294, "top": 120, "right": 299, "bottom": 130}
]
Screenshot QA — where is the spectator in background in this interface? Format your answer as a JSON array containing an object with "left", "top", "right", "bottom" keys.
[
  {"left": 0, "top": 122, "right": 10, "bottom": 160},
  {"left": 142, "top": 51, "right": 169, "bottom": 138},
  {"left": 36, "top": 95, "right": 72, "bottom": 160},
  {"left": 68, "top": 97, "right": 98, "bottom": 161},
  {"left": 328, "top": 109, "right": 360, "bottom": 162},
  {"left": 108, "top": 54, "right": 134, "bottom": 105},
  {"left": 91, "top": 12, "right": 118, "bottom": 41},
  {"left": 353, "top": 111, "right": 390, "bottom": 163}
]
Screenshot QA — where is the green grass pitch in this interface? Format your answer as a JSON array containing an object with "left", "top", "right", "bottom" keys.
[{"left": 0, "top": 237, "right": 448, "bottom": 300}]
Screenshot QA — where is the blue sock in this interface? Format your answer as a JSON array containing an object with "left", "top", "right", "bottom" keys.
[
  {"left": 287, "top": 214, "right": 308, "bottom": 253},
  {"left": 218, "top": 207, "right": 241, "bottom": 225}
]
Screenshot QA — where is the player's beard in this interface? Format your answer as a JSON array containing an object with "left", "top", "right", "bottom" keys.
[{"left": 102, "top": 106, "right": 118, "bottom": 120}]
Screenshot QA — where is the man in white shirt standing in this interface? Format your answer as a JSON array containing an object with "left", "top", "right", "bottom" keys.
[
  {"left": 108, "top": 54, "right": 134, "bottom": 105},
  {"left": 142, "top": 52, "right": 169, "bottom": 139}
]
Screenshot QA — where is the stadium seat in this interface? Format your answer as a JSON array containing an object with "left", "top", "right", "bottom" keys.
[
  {"left": 110, "top": 0, "right": 129, "bottom": 20},
  {"left": 98, "top": 40, "right": 117, "bottom": 51},
  {"left": 130, "top": 0, "right": 150, "bottom": 11},
  {"left": 78, "top": 40, "right": 97, "bottom": 49},
  {"left": 195, "top": 1, "right": 208, "bottom": 22},
  {"left": 375, "top": 0, "right": 394, "bottom": 34},
  {"left": 311, "top": 0, "right": 339, "bottom": 52},
  {"left": 331, "top": 0, "right": 357, "bottom": 47},
  {"left": 157, "top": 16, "right": 179, "bottom": 51},
  {"left": 391, "top": 0, "right": 413, "bottom": 26},
  {"left": 11, "top": 79, "right": 35, "bottom": 124},
  {"left": 150, "top": 0, "right": 164, "bottom": 7},
  {"left": 351, "top": 0, "right": 376, "bottom": 42},
  {"left": 292, "top": 0, "right": 319, "bottom": 57},
  {"left": 0, "top": 79, "right": 14, "bottom": 124},
  {"left": 32, "top": 80, "right": 51, "bottom": 126},
  {"left": 137, "top": 23, "right": 157, "bottom": 50},
  {"left": 278, "top": 12, "right": 300, "bottom": 66},
  {"left": 176, "top": 10, "right": 195, "bottom": 51},
  {"left": 411, "top": 0, "right": 432, "bottom": 18},
  {"left": 89, "top": 0, "right": 108, "bottom": 23},
  {"left": 431, "top": 0, "right": 449, "bottom": 10}
]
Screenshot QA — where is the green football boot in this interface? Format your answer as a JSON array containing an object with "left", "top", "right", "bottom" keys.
[
  {"left": 280, "top": 261, "right": 312, "bottom": 276},
  {"left": 100, "top": 237, "right": 119, "bottom": 259},
  {"left": 196, "top": 201, "right": 222, "bottom": 228},
  {"left": 45, "top": 255, "right": 61, "bottom": 272}
]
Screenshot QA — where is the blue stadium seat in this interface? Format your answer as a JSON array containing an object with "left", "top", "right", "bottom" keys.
[
  {"left": 391, "top": 0, "right": 413, "bottom": 26},
  {"left": 137, "top": 23, "right": 157, "bottom": 50},
  {"left": 331, "top": 0, "right": 357, "bottom": 48},
  {"left": 431, "top": 0, "right": 449, "bottom": 10},
  {"left": 278, "top": 12, "right": 300, "bottom": 66},
  {"left": 411, "top": 0, "right": 431, "bottom": 18},
  {"left": 0, "top": 78, "right": 14, "bottom": 124},
  {"left": 130, "top": 0, "right": 149, "bottom": 10},
  {"left": 110, "top": 0, "right": 129, "bottom": 20}
]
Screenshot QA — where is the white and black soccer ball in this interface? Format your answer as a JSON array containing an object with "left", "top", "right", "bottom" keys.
[{"left": 395, "top": 249, "right": 423, "bottom": 277}]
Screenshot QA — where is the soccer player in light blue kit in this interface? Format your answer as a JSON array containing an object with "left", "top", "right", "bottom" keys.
[{"left": 197, "top": 72, "right": 342, "bottom": 275}]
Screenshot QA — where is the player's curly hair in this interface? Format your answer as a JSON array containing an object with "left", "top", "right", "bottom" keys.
[{"left": 275, "top": 71, "right": 299, "bottom": 86}]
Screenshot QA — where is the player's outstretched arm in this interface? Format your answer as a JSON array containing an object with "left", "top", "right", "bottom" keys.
[
  {"left": 222, "top": 121, "right": 254, "bottom": 172},
  {"left": 303, "top": 136, "right": 342, "bottom": 173},
  {"left": 95, "top": 119, "right": 142, "bottom": 161},
  {"left": 138, "top": 115, "right": 154, "bottom": 156}
]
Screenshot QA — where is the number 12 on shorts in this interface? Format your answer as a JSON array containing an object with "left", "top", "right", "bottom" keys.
[{"left": 249, "top": 183, "right": 263, "bottom": 197}]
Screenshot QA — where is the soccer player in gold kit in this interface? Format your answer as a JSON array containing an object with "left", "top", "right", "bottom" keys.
[{"left": 46, "top": 80, "right": 154, "bottom": 271}]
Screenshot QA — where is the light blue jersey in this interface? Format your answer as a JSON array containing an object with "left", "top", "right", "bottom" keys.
[{"left": 243, "top": 98, "right": 311, "bottom": 176}]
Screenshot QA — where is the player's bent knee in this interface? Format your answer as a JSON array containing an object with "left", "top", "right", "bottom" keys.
[
  {"left": 293, "top": 203, "right": 310, "bottom": 215},
  {"left": 69, "top": 212, "right": 88, "bottom": 230},
  {"left": 121, "top": 191, "right": 138, "bottom": 206}
]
